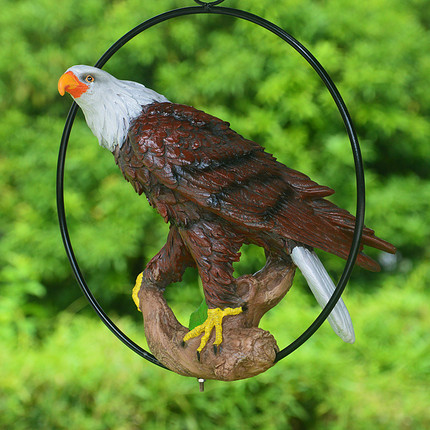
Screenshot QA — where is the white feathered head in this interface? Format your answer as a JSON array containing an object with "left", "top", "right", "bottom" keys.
[{"left": 58, "top": 65, "right": 169, "bottom": 151}]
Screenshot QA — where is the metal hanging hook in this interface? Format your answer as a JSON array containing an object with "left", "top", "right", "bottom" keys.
[{"left": 194, "top": 0, "right": 225, "bottom": 7}]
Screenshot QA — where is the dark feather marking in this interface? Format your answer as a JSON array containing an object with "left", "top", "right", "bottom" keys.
[
  {"left": 170, "top": 148, "right": 263, "bottom": 189},
  {"left": 206, "top": 193, "right": 224, "bottom": 208},
  {"left": 262, "top": 188, "right": 294, "bottom": 221},
  {"left": 182, "top": 148, "right": 261, "bottom": 175},
  {"left": 206, "top": 173, "right": 283, "bottom": 209},
  {"left": 171, "top": 164, "right": 186, "bottom": 183}
]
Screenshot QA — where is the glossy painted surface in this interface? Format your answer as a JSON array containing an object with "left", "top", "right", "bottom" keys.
[{"left": 115, "top": 102, "right": 395, "bottom": 310}]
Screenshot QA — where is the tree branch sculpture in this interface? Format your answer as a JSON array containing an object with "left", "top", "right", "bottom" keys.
[{"left": 135, "top": 253, "right": 295, "bottom": 381}]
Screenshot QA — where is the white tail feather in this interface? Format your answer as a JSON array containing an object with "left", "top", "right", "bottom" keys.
[{"left": 291, "top": 246, "right": 355, "bottom": 343}]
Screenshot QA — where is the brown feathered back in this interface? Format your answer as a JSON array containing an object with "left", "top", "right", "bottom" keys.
[{"left": 115, "top": 102, "right": 395, "bottom": 271}]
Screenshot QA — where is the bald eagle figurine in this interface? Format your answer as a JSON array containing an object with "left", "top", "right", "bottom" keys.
[{"left": 58, "top": 65, "right": 396, "bottom": 357}]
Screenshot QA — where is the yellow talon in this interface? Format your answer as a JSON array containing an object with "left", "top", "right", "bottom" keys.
[
  {"left": 183, "top": 307, "right": 243, "bottom": 354},
  {"left": 132, "top": 272, "right": 144, "bottom": 311}
]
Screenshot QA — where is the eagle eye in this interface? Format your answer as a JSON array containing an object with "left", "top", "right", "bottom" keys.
[{"left": 85, "top": 75, "right": 95, "bottom": 83}]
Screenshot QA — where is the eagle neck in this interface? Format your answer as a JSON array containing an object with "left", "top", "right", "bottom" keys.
[{"left": 76, "top": 80, "right": 169, "bottom": 153}]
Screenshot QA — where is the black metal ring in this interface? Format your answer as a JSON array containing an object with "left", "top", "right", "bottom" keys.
[{"left": 57, "top": 2, "right": 365, "bottom": 369}]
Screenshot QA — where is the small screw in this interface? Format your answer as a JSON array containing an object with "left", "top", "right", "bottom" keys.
[{"left": 198, "top": 378, "right": 205, "bottom": 392}]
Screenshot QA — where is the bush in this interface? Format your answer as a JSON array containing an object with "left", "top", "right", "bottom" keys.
[{"left": 1, "top": 273, "right": 429, "bottom": 429}]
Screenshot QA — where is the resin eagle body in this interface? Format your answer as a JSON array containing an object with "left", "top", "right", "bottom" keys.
[
  {"left": 117, "top": 101, "right": 389, "bottom": 306},
  {"left": 58, "top": 66, "right": 396, "bottom": 352}
]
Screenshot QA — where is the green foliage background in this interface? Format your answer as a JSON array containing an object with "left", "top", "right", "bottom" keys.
[{"left": 0, "top": 0, "right": 429, "bottom": 428}]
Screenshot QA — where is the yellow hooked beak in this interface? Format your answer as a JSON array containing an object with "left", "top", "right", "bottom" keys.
[{"left": 58, "top": 71, "right": 89, "bottom": 98}]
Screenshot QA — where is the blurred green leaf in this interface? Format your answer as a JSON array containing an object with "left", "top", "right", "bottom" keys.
[{"left": 188, "top": 299, "right": 208, "bottom": 330}]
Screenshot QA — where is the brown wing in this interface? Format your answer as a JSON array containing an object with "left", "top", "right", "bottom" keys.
[{"left": 127, "top": 102, "right": 395, "bottom": 271}]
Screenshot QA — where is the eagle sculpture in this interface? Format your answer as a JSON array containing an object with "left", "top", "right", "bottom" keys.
[{"left": 58, "top": 65, "right": 396, "bottom": 358}]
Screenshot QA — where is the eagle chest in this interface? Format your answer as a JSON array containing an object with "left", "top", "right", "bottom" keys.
[
  {"left": 114, "top": 140, "right": 151, "bottom": 194},
  {"left": 113, "top": 138, "right": 200, "bottom": 226}
]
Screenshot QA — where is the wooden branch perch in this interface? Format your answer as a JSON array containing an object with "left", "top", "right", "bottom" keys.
[{"left": 136, "top": 254, "right": 296, "bottom": 381}]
